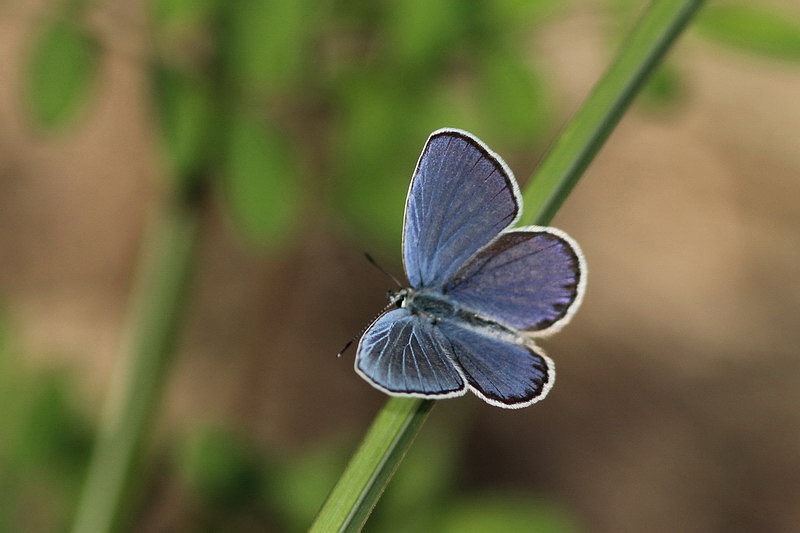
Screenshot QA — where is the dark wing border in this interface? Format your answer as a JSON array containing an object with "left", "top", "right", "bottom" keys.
[
  {"left": 503, "top": 225, "right": 586, "bottom": 336},
  {"left": 401, "top": 128, "right": 523, "bottom": 288},
  {"left": 445, "top": 225, "right": 587, "bottom": 336},
  {"left": 438, "top": 319, "right": 557, "bottom": 409}
]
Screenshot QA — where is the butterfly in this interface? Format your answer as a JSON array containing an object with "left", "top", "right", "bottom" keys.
[{"left": 354, "top": 129, "right": 586, "bottom": 408}]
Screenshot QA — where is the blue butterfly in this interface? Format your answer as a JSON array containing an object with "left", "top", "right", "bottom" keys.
[{"left": 355, "top": 129, "right": 586, "bottom": 408}]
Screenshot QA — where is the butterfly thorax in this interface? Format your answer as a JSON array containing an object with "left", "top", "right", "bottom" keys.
[
  {"left": 390, "top": 288, "right": 518, "bottom": 342},
  {"left": 394, "top": 288, "right": 456, "bottom": 320}
]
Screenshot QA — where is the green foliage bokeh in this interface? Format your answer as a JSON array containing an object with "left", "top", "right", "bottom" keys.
[
  {"left": 12, "top": 0, "right": 800, "bottom": 530},
  {"left": 23, "top": 0, "right": 800, "bottom": 251}
]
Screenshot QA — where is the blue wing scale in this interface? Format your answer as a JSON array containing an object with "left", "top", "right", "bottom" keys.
[
  {"left": 438, "top": 320, "right": 554, "bottom": 408},
  {"left": 445, "top": 227, "right": 585, "bottom": 333},
  {"left": 403, "top": 130, "right": 520, "bottom": 289},
  {"left": 355, "top": 308, "right": 466, "bottom": 398}
]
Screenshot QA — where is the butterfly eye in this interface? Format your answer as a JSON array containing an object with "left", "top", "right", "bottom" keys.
[{"left": 387, "top": 289, "right": 407, "bottom": 308}]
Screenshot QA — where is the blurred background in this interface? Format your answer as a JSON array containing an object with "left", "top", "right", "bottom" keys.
[{"left": 1, "top": 0, "right": 799, "bottom": 531}]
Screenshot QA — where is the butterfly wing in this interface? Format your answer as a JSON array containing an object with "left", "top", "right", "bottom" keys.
[
  {"left": 358, "top": 129, "right": 583, "bottom": 406},
  {"left": 403, "top": 129, "right": 521, "bottom": 290},
  {"left": 437, "top": 319, "right": 554, "bottom": 408},
  {"left": 355, "top": 308, "right": 467, "bottom": 398},
  {"left": 444, "top": 226, "right": 586, "bottom": 334}
]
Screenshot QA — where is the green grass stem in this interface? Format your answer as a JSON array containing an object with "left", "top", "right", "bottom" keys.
[
  {"left": 310, "top": 398, "right": 434, "bottom": 533},
  {"left": 521, "top": 0, "right": 705, "bottom": 226},
  {"left": 72, "top": 192, "right": 203, "bottom": 533}
]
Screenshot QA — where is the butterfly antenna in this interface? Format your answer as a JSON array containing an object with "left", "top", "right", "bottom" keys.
[
  {"left": 364, "top": 252, "right": 403, "bottom": 288},
  {"left": 337, "top": 300, "right": 396, "bottom": 358},
  {"left": 339, "top": 254, "right": 403, "bottom": 358},
  {"left": 337, "top": 339, "right": 355, "bottom": 358}
]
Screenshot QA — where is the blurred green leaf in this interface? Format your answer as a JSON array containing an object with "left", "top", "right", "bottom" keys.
[
  {"left": 177, "top": 427, "right": 265, "bottom": 509},
  {"left": 0, "top": 473, "right": 13, "bottom": 533},
  {"left": 150, "top": 0, "right": 218, "bottom": 31},
  {"left": 385, "top": 0, "right": 463, "bottom": 71},
  {"left": 0, "top": 309, "right": 11, "bottom": 411},
  {"left": 605, "top": 0, "right": 645, "bottom": 17},
  {"left": 10, "top": 371, "right": 92, "bottom": 482},
  {"left": 152, "top": 64, "right": 214, "bottom": 183},
  {"left": 223, "top": 0, "right": 321, "bottom": 95},
  {"left": 268, "top": 441, "right": 349, "bottom": 531},
  {"left": 25, "top": 16, "right": 98, "bottom": 130},
  {"left": 334, "top": 78, "right": 419, "bottom": 249},
  {"left": 640, "top": 61, "right": 685, "bottom": 109},
  {"left": 437, "top": 494, "right": 579, "bottom": 533},
  {"left": 0, "top": 325, "right": 90, "bottom": 533},
  {"left": 696, "top": 3, "right": 800, "bottom": 62},
  {"left": 494, "top": 0, "right": 562, "bottom": 22},
  {"left": 370, "top": 428, "right": 463, "bottom": 531},
  {"left": 465, "top": 0, "right": 562, "bottom": 45},
  {"left": 222, "top": 115, "right": 299, "bottom": 247},
  {"left": 334, "top": 73, "right": 480, "bottom": 250},
  {"left": 477, "top": 54, "right": 550, "bottom": 146}
]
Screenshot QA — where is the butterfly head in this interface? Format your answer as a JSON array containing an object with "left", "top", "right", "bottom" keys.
[{"left": 387, "top": 288, "right": 409, "bottom": 308}]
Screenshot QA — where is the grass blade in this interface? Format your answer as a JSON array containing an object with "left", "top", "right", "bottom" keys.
[
  {"left": 310, "top": 398, "right": 433, "bottom": 532},
  {"left": 72, "top": 194, "right": 203, "bottom": 533},
  {"left": 521, "top": 0, "right": 704, "bottom": 226}
]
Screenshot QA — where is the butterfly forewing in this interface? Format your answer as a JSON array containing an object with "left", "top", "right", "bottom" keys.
[
  {"left": 403, "top": 129, "right": 520, "bottom": 290},
  {"left": 444, "top": 227, "right": 585, "bottom": 333}
]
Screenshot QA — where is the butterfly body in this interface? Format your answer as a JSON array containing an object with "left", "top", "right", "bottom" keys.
[
  {"left": 395, "top": 288, "right": 516, "bottom": 338},
  {"left": 398, "top": 289, "right": 457, "bottom": 321},
  {"left": 354, "top": 129, "right": 586, "bottom": 409}
]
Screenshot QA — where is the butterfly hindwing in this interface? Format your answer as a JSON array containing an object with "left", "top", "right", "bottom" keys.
[
  {"left": 355, "top": 309, "right": 553, "bottom": 406},
  {"left": 444, "top": 227, "right": 586, "bottom": 333},
  {"left": 355, "top": 308, "right": 467, "bottom": 398},
  {"left": 403, "top": 129, "right": 521, "bottom": 290},
  {"left": 437, "top": 319, "right": 555, "bottom": 408}
]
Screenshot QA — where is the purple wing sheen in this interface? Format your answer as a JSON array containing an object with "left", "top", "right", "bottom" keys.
[
  {"left": 444, "top": 227, "right": 585, "bottom": 333},
  {"left": 437, "top": 319, "right": 554, "bottom": 408},
  {"left": 355, "top": 308, "right": 466, "bottom": 398},
  {"left": 403, "top": 129, "right": 520, "bottom": 290}
]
